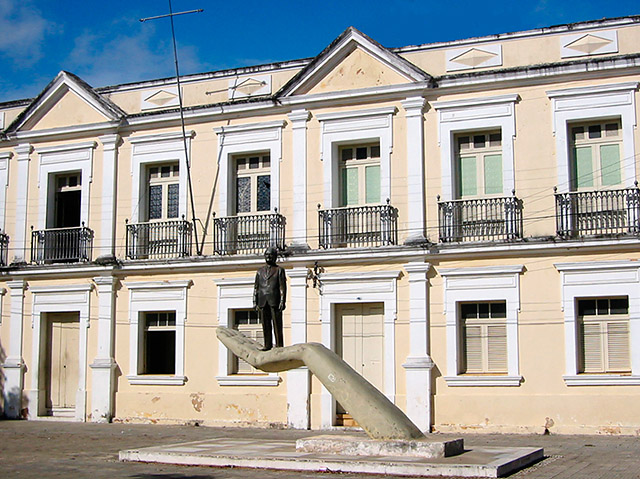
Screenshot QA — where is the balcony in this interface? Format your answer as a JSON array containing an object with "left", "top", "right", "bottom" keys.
[
  {"left": 0, "top": 232, "right": 8, "bottom": 267},
  {"left": 318, "top": 202, "right": 398, "bottom": 249},
  {"left": 438, "top": 195, "right": 523, "bottom": 243},
  {"left": 555, "top": 186, "right": 640, "bottom": 238},
  {"left": 31, "top": 224, "right": 94, "bottom": 264},
  {"left": 126, "top": 218, "right": 193, "bottom": 260},
  {"left": 213, "top": 212, "right": 286, "bottom": 255}
]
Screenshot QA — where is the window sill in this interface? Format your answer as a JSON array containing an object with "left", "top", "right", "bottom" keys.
[
  {"left": 126, "top": 375, "right": 186, "bottom": 385},
  {"left": 444, "top": 375, "right": 522, "bottom": 387},
  {"left": 563, "top": 374, "right": 640, "bottom": 386},
  {"left": 216, "top": 374, "right": 280, "bottom": 387}
]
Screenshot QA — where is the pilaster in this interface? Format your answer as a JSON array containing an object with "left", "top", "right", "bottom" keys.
[
  {"left": 89, "top": 276, "right": 118, "bottom": 422},
  {"left": 2, "top": 280, "right": 27, "bottom": 418},
  {"left": 401, "top": 98, "right": 427, "bottom": 245},
  {"left": 288, "top": 110, "right": 310, "bottom": 251},
  {"left": 97, "top": 135, "right": 120, "bottom": 259},
  {"left": 12, "top": 144, "right": 32, "bottom": 263},
  {"left": 286, "top": 267, "right": 310, "bottom": 429},
  {"left": 402, "top": 262, "right": 433, "bottom": 432}
]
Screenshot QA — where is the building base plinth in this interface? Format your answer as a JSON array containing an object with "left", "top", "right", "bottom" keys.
[{"left": 119, "top": 437, "right": 543, "bottom": 478}]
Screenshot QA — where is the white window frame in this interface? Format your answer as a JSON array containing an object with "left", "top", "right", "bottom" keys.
[
  {"left": 36, "top": 142, "right": 95, "bottom": 229},
  {"left": 129, "top": 131, "right": 192, "bottom": 223},
  {"left": 555, "top": 260, "right": 640, "bottom": 385},
  {"left": 440, "top": 265, "right": 524, "bottom": 386},
  {"left": 547, "top": 82, "right": 638, "bottom": 193},
  {"left": 432, "top": 95, "right": 518, "bottom": 202},
  {"left": 318, "top": 270, "right": 400, "bottom": 428},
  {"left": 213, "top": 277, "right": 280, "bottom": 386},
  {"left": 214, "top": 121, "right": 284, "bottom": 217},
  {"left": 125, "top": 280, "right": 191, "bottom": 385},
  {"left": 317, "top": 107, "right": 395, "bottom": 208},
  {"left": 29, "top": 284, "right": 93, "bottom": 421}
]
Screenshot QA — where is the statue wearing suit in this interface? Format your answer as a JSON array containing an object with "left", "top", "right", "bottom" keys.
[{"left": 253, "top": 247, "right": 287, "bottom": 350}]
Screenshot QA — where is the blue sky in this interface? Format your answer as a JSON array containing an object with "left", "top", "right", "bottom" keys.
[{"left": 0, "top": 0, "right": 638, "bottom": 103}]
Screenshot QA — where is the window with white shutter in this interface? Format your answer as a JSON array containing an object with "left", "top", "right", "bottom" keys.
[
  {"left": 578, "top": 297, "right": 630, "bottom": 374},
  {"left": 459, "top": 302, "right": 507, "bottom": 374}
]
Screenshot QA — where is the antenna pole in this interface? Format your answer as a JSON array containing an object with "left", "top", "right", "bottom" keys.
[{"left": 140, "top": 0, "right": 203, "bottom": 255}]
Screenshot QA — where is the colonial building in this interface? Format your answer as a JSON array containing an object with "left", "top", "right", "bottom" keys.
[{"left": 1, "top": 15, "right": 640, "bottom": 434}]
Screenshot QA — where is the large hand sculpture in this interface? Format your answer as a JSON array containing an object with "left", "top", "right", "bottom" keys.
[{"left": 216, "top": 327, "right": 424, "bottom": 440}]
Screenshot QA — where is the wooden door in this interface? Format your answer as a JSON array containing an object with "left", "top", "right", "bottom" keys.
[{"left": 45, "top": 313, "right": 80, "bottom": 412}]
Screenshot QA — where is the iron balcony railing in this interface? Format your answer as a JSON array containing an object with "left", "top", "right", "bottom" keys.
[
  {"left": 0, "top": 232, "right": 8, "bottom": 267},
  {"left": 555, "top": 186, "right": 640, "bottom": 238},
  {"left": 438, "top": 195, "right": 523, "bottom": 243},
  {"left": 213, "top": 212, "right": 286, "bottom": 255},
  {"left": 31, "top": 224, "right": 94, "bottom": 264},
  {"left": 126, "top": 218, "right": 193, "bottom": 260},
  {"left": 318, "top": 202, "right": 398, "bottom": 249}
]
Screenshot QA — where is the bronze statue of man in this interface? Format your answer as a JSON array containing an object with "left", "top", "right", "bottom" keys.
[{"left": 253, "top": 247, "right": 287, "bottom": 350}]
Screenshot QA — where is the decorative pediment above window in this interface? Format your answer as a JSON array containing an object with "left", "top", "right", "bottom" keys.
[
  {"left": 277, "top": 27, "right": 432, "bottom": 98},
  {"left": 446, "top": 44, "right": 503, "bottom": 72},
  {"left": 561, "top": 30, "right": 618, "bottom": 58}
]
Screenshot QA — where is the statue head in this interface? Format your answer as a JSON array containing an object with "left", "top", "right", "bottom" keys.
[{"left": 264, "top": 246, "right": 278, "bottom": 266}]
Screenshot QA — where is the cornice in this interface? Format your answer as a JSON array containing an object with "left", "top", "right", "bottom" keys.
[
  {"left": 213, "top": 120, "right": 286, "bottom": 135},
  {"left": 128, "top": 130, "right": 195, "bottom": 145},
  {"left": 36, "top": 141, "right": 97, "bottom": 155},
  {"left": 546, "top": 81, "right": 639, "bottom": 98},
  {"left": 8, "top": 120, "right": 122, "bottom": 142}
]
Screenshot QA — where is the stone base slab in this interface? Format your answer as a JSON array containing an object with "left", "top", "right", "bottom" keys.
[
  {"left": 120, "top": 437, "right": 544, "bottom": 478},
  {"left": 296, "top": 434, "right": 464, "bottom": 458}
]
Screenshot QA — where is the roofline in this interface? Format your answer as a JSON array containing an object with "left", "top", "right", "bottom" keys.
[{"left": 393, "top": 14, "right": 640, "bottom": 54}]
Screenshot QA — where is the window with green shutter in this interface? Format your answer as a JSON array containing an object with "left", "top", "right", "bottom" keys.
[
  {"left": 570, "top": 120, "right": 622, "bottom": 191},
  {"left": 456, "top": 131, "right": 503, "bottom": 198},
  {"left": 339, "top": 144, "right": 381, "bottom": 206}
]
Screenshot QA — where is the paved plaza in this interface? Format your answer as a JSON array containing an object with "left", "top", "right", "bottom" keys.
[{"left": 1, "top": 420, "right": 639, "bottom": 478}]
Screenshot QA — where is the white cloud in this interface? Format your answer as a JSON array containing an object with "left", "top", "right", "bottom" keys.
[
  {"left": 0, "top": 0, "right": 57, "bottom": 66},
  {"left": 65, "top": 19, "right": 212, "bottom": 88}
]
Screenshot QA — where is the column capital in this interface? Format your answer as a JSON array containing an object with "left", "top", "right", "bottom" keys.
[
  {"left": 401, "top": 97, "right": 426, "bottom": 115},
  {"left": 0, "top": 151, "right": 13, "bottom": 161},
  {"left": 98, "top": 134, "right": 121, "bottom": 149},
  {"left": 404, "top": 262, "right": 431, "bottom": 276},
  {"left": 288, "top": 109, "right": 311, "bottom": 124},
  {"left": 7, "top": 280, "right": 27, "bottom": 292},
  {"left": 93, "top": 276, "right": 119, "bottom": 288},
  {"left": 14, "top": 143, "right": 33, "bottom": 158}
]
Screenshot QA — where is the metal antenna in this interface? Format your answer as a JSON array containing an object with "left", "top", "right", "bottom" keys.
[{"left": 140, "top": 1, "right": 204, "bottom": 255}]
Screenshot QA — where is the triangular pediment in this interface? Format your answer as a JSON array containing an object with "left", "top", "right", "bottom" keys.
[
  {"left": 5, "top": 71, "right": 124, "bottom": 134},
  {"left": 277, "top": 27, "right": 432, "bottom": 97}
]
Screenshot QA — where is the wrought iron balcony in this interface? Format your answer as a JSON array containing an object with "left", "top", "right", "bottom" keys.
[
  {"left": 31, "top": 224, "right": 94, "bottom": 264},
  {"left": 555, "top": 186, "right": 640, "bottom": 238},
  {"left": 126, "top": 218, "right": 193, "bottom": 260},
  {"left": 213, "top": 212, "right": 286, "bottom": 255},
  {"left": 318, "top": 202, "right": 398, "bottom": 249},
  {"left": 0, "top": 232, "right": 8, "bottom": 267},
  {"left": 438, "top": 195, "right": 523, "bottom": 243}
]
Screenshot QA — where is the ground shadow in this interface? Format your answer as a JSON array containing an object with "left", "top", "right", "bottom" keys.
[
  {"left": 129, "top": 475, "right": 216, "bottom": 479},
  {"left": 0, "top": 337, "right": 5, "bottom": 417}
]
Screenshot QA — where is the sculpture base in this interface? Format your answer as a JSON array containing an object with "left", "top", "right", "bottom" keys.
[{"left": 296, "top": 434, "right": 464, "bottom": 458}]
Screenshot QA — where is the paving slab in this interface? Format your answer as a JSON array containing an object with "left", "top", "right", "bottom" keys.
[{"left": 119, "top": 437, "right": 544, "bottom": 478}]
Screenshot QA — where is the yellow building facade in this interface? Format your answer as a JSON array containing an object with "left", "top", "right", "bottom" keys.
[{"left": 1, "top": 16, "right": 640, "bottom": 435}]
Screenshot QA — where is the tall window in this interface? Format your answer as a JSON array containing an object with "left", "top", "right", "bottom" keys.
[
  {"left": 147, "top": 163, "right": 179, "bottom": 221},
  {"left": 455, "top": 131, "right": 502, "bottom": 198},
  {"left": 578, "top": 297, "right": 630, "bottom": 374},
  {"left": 234, "top": 154, "right": 271, "bottom": 214},
  {"left": 52, "top": 172, "right": 82, "bottom": 228},
  {"left": 459, "top": 302, "right": 507, "bottom": 374},
  {"left": 231, "top": 309, "right": 264, "bottom": 374},
  {"left": 570, "top": 120, "right": 622, "bottom": 191},
  {"left": 142, "top": 311, "right": 176, "bottom": 375},
  {"left": 339, "top": 144, "right": 380, "bottom": 206}
]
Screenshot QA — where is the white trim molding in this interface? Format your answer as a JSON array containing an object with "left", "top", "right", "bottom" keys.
[
  {"left": 440, "top": 265, "right": 524, "bottom": 386},
  {"left": 124, "top": 280, "right": 192, "bottom": 385},
  {"left": 29, "top": 283, "right": 93, "bottom": 421},
  {"left": 432, "top": 94, "right": 519, "bottom": 201},
  {"left": 317, "top": 107, "right": 396, "bottom": 208},
  {"left": 129, "top": 131, "right": 194, "bottom": 223},
  {"left": 13, "top": 144, "right": 33, "bottom": 263},
  {"left": 213, "top": 277, "right": 280, "bottom": 386},
  {"left": 36, "top": 141, "right": 96, "bottom": 229},
  {"left": 318, "top": 270, "right": 400, "bottom": 428},
  {"left": 287, "top": 267, "right": 310, "bottom": 428},
  {"left": 0, "top": 151, "right": 11, "bottom": 232},
  {"left": 288, "top": 110, "right": 311, "bottom": 249},
  {"left": 546, "top": 82, "right": 638, "bottom": 192},
  {"left": 560, "top": 30, "right": 618, "bottom": 59},
  {"left": 214, "top": 120, "right": 285, "bottom": 217},
  {"left": 1, "top": 280, "right": 27, "bottom": 418},
  {"left": 555, "top": 260, "right": 640, "bottom": 386},
  {"left": 446, "top": 44, "right": 503, "bottom": 72}
]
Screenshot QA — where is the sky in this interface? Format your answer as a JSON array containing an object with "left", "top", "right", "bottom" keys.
[{"left": 0, "top": 0, "right": 639, "bottom": 103}]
